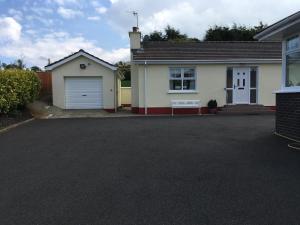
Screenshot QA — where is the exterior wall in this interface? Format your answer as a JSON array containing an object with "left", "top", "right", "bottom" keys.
[
  {"left": 276, "top": 93, "right": 300, "bottom": 140},
  {"left": 52, "top": 56, "right": 116, "bottom": 109},
  {"left": 258, "top": 64, "right": 282, "bottom": 106},
  {"left": 120, "top": 87, "right": 132, "bottom": 106},
  {"left": 132, "top": 63, "right": 281, "bottom": 113},
  {"left": 131, "top": 64, "right": 140, "bottom": 107}
]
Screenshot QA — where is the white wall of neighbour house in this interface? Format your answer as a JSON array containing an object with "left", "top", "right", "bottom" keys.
[
  {"left": 132, "top": 63, "right": 281, "bottom": 108},
  {"left": 52, "top": 56, "right": 116, "bottom": 109},
  {"left": 130, "top": 64, "right": 140, "bottom": 107}
]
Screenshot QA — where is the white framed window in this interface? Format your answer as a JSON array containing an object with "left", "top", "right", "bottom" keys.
[
  {"left": 169, "top": 67, "right": 196, "bottom": 92},
  {"left": 284, "top": 35, "right": 300, "bottom": 89}
]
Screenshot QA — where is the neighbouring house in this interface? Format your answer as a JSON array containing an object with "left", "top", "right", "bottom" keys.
[
  {"left": 45, "top": 49, "right": 119, "bottom": 112},
  {"left": 129, "top": 27, "right": 282, "bottom": 114},
  {"left": 255, "top": 11, "right": 300, "bottom": 140}
]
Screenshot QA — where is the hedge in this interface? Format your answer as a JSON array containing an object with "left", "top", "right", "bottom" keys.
[{"left": 0, "top": 69, "right": 41, "bottom": 114}]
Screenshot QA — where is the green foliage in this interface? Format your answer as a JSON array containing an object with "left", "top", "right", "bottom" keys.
[
  {"left": 121, "top": 80, "right": 131, "bottom": 87},
  {"left": 1, "top": 59, "right": 26, "bottom": 70},
  {"left": 0, "top": 69, "right": 41, "bottom": 114},
  {"left": 116, "top": 61, "right": 131, "bottom": 81},
  {"left": 143, "top": 25, "right": 199, "bottom": 42},
  {"left": 204, "top": 22, "right": 267, "bottom": 41},
  {"left": 207, "top": 99, "right": 218, "bottom": 108},
  {"left": 30, "top": 66, "right": 42, "bottom": 72}
]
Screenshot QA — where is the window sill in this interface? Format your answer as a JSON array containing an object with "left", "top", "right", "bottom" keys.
[
  {"left": 274, "top": 88, "right": 300, "bottom": 93},
  {"left": 168, "top": 90, "right": 198, "bottom": 94}
]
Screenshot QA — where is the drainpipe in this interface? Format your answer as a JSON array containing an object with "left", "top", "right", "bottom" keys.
[{"left": 144, "top": 61, "right": 148, "bottom": 115}]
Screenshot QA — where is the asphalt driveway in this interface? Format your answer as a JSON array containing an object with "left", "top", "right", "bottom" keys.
[{"left": 0, "top": 115, "right": 299, "bottom": 225}]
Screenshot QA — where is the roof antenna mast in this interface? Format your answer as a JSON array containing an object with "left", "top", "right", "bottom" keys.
[{"left": 132, "top": 11, "right": 138, "bottom": 28}]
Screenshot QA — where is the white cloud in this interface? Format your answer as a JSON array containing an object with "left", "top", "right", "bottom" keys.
[
  {"left": 87, "top": 16, "right": 101, "bottom": 21},
  {"left": 57, "top": 6, "right": 83, "bottom": 19},
  {"left": 106, "top": 0, "right": 300, "bottom": 39},
  {"left": 0, "top": 17, "right": 22, "bottom": 42},
  {"left": 96, "top": 7, "right": 107, "bottom": 14},
  {"left": 51, "top": 0, "right": 79, "bottom": 5},
  {"left": 0, "top": 31, "right": 129, "bottom": 67}
]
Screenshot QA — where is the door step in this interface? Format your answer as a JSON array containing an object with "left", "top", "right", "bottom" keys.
[{"left": 218, "top": 105, "right": 275, "bottom": 115}]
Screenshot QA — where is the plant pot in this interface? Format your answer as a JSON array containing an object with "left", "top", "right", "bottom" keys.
[{"left": 208, "top": 108, "right": 218, "bottom": 114}]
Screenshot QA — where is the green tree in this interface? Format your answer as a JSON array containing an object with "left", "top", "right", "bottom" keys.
[
  {"left": 30, "top": 66, "right": 42, "bottom": 72},
  {"left": 204, "top": 22, "right": 267, "bottom": 41},
  {"left": 143, "top": 25, "right": 199, "bottom": 42},
  {"left": 116, "top": 61, "right": 131, "bottom": 87}
]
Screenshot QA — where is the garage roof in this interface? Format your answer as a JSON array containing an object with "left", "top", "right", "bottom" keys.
[{"left": 45, "top": 49, "right": 118, "bottom": 71}]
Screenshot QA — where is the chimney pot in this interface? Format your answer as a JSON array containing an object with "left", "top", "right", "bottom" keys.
[{"left": 132, "top": 27, "right": 139, "bottom": 32}]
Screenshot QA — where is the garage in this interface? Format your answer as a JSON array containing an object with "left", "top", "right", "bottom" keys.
[
  {"left": 45, "top": 49, "right": 118, "bottom": 112},
  {"left": 65, "top": 77, "right": 103, "bottom": 109}
]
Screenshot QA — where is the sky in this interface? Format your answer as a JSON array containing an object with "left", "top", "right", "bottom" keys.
[{"left": 0, "top": 0, "right": 300, "bottom": 68}]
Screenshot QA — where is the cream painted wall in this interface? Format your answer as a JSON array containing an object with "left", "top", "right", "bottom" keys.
[
  {"left": 133, "top": 63, "right": 281, "bottom": 108},
  {"left": 258, "top": 64, "right": 282, "bottom": 106},
  {"left": 52, "top": 56, "right": 116, "bottom": 109}
]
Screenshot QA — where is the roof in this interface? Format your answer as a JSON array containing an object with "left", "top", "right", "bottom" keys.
[
  {"left": 132, "top": 41, "right": 282, "bottom": 64},
  {"left": 254, "top": 11, "right": 300, "bottom": 41},
  {"left": 45, "top": 49, "right": 117, "bottom": 71}
]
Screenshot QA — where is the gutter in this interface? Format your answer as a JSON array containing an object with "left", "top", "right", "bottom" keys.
[
  {"left": 144, "top": 61, "right": 147, "bottom": 115},
  {"left": 132, "top": 59, "right": 282, "bottom": 65}
]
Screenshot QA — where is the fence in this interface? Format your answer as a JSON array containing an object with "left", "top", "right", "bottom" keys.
[
  {"left": 120, "top": 87, "right": 131, "bottom": 106},
  {"left": 37, "top": 72, "right": 52, "bottom": 96}
]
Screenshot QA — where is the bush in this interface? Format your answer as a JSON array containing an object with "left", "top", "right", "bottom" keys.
[
  {"left": 207, "top": 99, "right": 218, "bottom": 108},
  {"left": 0, "top": 69, "right": 41, "bottom": 114}
]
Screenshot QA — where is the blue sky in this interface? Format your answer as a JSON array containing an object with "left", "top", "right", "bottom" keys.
[{"left": 0, "top": 0, "right": 300, "bottom": 68}]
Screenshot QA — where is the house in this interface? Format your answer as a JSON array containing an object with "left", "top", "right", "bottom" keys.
[
  {"left": 45, "top": 49, "right": 119, "bottom": 112},
  {"left": 129, "top": 27, "right": 282, "bottom": 114},
  {"left": 255, "top": 11, "right": 300, "bottom": 140}
]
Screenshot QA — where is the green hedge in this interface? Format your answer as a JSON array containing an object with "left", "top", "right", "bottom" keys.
[{"left": 0, "top": 69, "right": 41, "bottom": 114}]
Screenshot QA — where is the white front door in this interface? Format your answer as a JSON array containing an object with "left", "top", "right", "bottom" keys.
[{"left": 233, "top": 68, "right": 250, "bottom": 104}]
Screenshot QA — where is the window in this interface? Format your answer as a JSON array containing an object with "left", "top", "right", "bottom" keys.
[
  {"left": 285, "top": 35, "right": 300, "bottom": 89},
  {"left": 226, "top": 67, "right": 233, "bottom": 104},
  {"left": 286, "top": 36, "right": 300, "bottom": 52},
  {"left": 286, "top": 52, "right": 300, "bottom": 87},
  {"left": 250, "top": 67, "right": 258, "bottom": 103},
  {"left": 169, "top": 68, "right": 196, "bottom": 91}
]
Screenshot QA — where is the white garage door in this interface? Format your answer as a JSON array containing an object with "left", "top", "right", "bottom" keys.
[{"left": 65, "top": 77, "right": 103, "bottom": 109}]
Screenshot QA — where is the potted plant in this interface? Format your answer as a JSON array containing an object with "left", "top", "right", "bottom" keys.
[{"left": 207, "top": 99, "right": 218, "bottom": 114}]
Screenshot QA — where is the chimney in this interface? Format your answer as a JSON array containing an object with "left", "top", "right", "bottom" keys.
[{"left": 129, "top": 27, "right": 141, "bottom": 50}]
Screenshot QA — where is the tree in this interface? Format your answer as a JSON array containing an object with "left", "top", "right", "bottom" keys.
[
  {"left": 30, "top": 66, "right": 42, "bottom": 72},
  {"left": 116, "top": 61, "right": 131, "bottom": 87},
  {"left": 204, "top": 22, "right": 267, "bottom": 41},
  {"left": 1, "top": 59, "right": 26, "bottom": 70},
  {"left": 143, "top": 25, "right": 199, "bottom": 42}
]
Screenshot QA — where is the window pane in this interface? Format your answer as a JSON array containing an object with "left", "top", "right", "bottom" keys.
[
  {"left": 286, "top": 52, "right": 300, "bottom": 87},
  {"left": 183, "top": 80, "right": 195, "bottom": 90},
  {"left": 250, "top": 68, "right": 257, "bottom": 88},
  {"left": 226, "top": 68, "right": 233, "bottom": 88},
  {"left": 250, "top": 89, "right": 257, "bottom": 103},
  {"left": 170, "top": 68, "right": 181, "bottom": 78},
  {"left": 226, "top": 90, "right": 233, "bottom": 104},
  {"left": 170, "top": 80, "right": 182, "bottom": 90},
  {"left": 184, "top": 68, "right": 195, "bottom": 78},
  {"left": 287, "top": 36, "right": 300, "bottom": 52}
]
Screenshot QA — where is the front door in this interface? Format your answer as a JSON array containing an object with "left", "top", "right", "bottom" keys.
[{"left": 233, "top": 67, "right": 250, "bottom": 104}]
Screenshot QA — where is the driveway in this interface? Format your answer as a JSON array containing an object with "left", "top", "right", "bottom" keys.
[{"left": 0, "top": 115, "right": 299, "bottom": 225}]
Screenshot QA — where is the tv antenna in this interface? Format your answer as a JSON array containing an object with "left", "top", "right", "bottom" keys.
[{"left": 132, "top": 11, "right": 139, "bottom": 28}]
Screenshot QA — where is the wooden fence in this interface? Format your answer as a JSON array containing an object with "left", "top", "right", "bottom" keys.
[{"left": 37, "top": 72, "right": 52, "bottom": 96}]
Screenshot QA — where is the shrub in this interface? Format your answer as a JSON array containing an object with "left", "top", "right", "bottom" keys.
[
  {"left": 207, "top": 99, "right": 218, "bottom": 108},
  {"left": 0, "top": 69, "right": 41, "bottom": 114}
]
